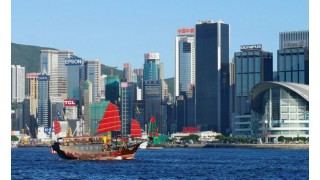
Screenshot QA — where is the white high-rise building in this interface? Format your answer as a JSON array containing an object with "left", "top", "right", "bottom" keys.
[
  {"left": 85, "top": 60, "right": 101, "bottom": 103},
  {"left": 11, "top": 65, "right": 25, "bottom": 103},
  {"left": 40, "top": 50, "right": 73, "bottom": 101},
  {"left": 175, "top": 27, "right": 195, "bottom": 97}
]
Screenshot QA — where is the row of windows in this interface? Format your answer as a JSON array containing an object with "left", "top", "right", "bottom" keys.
[
  {"left": 235, "top": 57, "right": 261, "bottom": 73},
  {"left": 278, "top": 54, "right": 305, "bottom": 71}
]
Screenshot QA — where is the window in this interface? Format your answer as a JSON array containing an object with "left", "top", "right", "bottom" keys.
[
  {"left": 285, "top": 57, "right": 291, "bottom": 71},
  {"left": 236, "top": 57, "right": 242, "bottom": 73},
  {"left": 249, "top": 57, "right": 254, "bottom": 73},
  {"left": 292, "top": 55, "right": 298, "bottom": 70},
  {"left": 279, "top": 55, "right": 285, "bottom": 71},
  {"left": 286, "top": 72, "right": 291, "bottom": 82},
  {"left": 255, "top": 58, "right": 261, "bottom": 72},
  {"left": 299, "top": 55, "right": 305, "bottom": 70}
]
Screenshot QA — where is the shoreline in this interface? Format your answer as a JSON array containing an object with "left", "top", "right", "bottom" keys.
[{"left": 161, "top": 143, "right": 309, "bottom": 149}]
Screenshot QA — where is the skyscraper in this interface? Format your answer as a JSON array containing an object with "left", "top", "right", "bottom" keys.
[
  {"left": 277, "top": 30, "right": 309, "bottom": 84},
  {"left": 232, "top": 44, "right": 273, "bottom": 137},
  {"left": 175, "top": 27, "right": 195, "bottom": 96},
  {"left": 11, "top": 65, "right": 25, "bottom": 103},
  {"left": 83, "top": 80, "right": 92, "bottom": 135},
  {"left": 120, "top": 82, "right": 134, "bottom": 136},
  {"left": 40, "top": 50, "right": 73, "bottom": 101},
  {"left": 123, "top": 63, "right": 132, "bottom": 82},
  {"left": 195, "top": 20, "right": 230, "bottom": 134},
  {"left": 143, "top": 53, "right": 160, "bottom": 81},
  {"left": 26, "top": 73, "right": 41, "bottom": 117},
  {"left": 85, "top": 60, "right": 101, "bottom": 103},
  {"left": 37, "top": 74, "right": 50, "bottom": 127}
]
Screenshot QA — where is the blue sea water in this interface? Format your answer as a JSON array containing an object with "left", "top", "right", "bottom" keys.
[{"left": 11, "top": 147, "right": 308, "bottom": 179}]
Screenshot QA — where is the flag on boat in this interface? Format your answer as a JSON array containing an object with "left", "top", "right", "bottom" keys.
[
  {"left": 53, "top": 120, "right": 61, "bottom": 134},
  {"left": 135, "top": 106, "right": 140, "bottom": 115},
  {"left": 131, "top": 119, "right": 142, "bottom": 138}
]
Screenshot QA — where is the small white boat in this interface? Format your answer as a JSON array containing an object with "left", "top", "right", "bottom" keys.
[{"left": 139, "top": 141, "right": 148, "bottom": 149}]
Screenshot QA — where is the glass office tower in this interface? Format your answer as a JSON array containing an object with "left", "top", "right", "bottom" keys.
[{"left": 195, "top": 20, "right": 230, "bottom": 134}]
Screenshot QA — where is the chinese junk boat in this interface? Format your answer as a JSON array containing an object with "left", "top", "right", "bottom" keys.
[{"left": 51, "top": 102, "right": 143, "bottom": 160}]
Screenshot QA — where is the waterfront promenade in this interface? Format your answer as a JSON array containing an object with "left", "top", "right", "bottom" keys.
[{"left": 162, "top": 143, "right": 309, "bottom": 149}]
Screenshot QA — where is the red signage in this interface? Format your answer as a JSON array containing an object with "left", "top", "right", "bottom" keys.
[
  {"left": 183, "top": 127, "right": 199, "bottom": 133},
  {"left": 178, "top": 28, "right": 195, "bottom": 35},
  {"left": 64, "top": 99, "right": 76, "bottom": 107},
  {"left": 26, "top": 73, "right": 41, "bottom": 79}
]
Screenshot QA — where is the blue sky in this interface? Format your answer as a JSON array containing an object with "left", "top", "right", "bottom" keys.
[{"left": 11, "top": 0, "right": 308, "bottom": 78}]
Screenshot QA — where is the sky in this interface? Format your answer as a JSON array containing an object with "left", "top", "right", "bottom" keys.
[{"left": 11, "top": 0, "right": 309, "bottom": 78}]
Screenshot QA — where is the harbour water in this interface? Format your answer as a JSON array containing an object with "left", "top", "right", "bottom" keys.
[{"left": 11, "top": 147, "right": 308, "bottom": 179}]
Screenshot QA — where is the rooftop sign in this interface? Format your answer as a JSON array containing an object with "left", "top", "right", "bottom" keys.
[
  {"left": 178, "top": 28, "right": 195, "bottom": 35},
  {"left": 283, "top": 40, "right": 306, "bottom": 49},
  {"left": 240, "top": 44, "right": 262, "bottom": 51},
  {"left": 65, "top": 58, "right": 82, "bottom": 66},
  {"left": 26, "top": 73, "right": 41, "bottom": 79},
  {"left": 145, "top": 53, "right": 160, "bottom": 60}
]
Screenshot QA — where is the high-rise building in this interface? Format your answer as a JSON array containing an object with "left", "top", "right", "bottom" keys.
[
  {"left": 37, "top": 74, "right": 50, "bottom": 127},
  {"left": 105, "top": 76, "right": 120, "bottom": 105},
  {"left": 120, "top": 82, "right": 135, "bottom": 136},
  {"left": 143, "top": 53, "right": 160, "bottom": 81},
  {"left": 40, "top": 50, "right": 73, "bottom": 101},
  {"left": 195, "top": 20, "right": 230, "bottom": 134},
  {"left": 234, "top": 44, "right": 273, "bottom": 115},
  {"left": 85, "top": 60, "right": 101, "bottom": 103},
  {"left": 65, "top": 57, "right": 84, "bottom": 100},
  {"left": 279, "top": 30, "right": 309, "bottom": 50},
  {"left": 83, "top": 80, "right": 92, "bottom": 135},
  {"left": 123, "top": 63, "right": 132, "bottom": 82},
  {"left": 277, "top": 31, "right": 309, "bottom": 84},
  {"left": 232, "top": 44, "right": 273, "bottom": 137},
  {"left": 175, "top": 27, "right": 195, "bottom": 96},
  {"left": 100, "top": 74, "right": 108, "bottom": 100},
  {"left": 11, "top": 65, "right": 25, "bottom": 103},
  {"left": 26, "top": 73, "right": 41, "bottom": 116}
]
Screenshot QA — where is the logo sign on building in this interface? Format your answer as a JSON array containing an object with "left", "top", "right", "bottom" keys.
[
  {"left": 178, "top": 28, "right": 195, "bottom": 35},
  {"left": 64, "top": 99, "right": 76, "bottom": 107},
  {"left": 240, "top": 44, "right": 262, "bottom": 51},
  {"left": 121, "top": 82, "right": 128, "bottom": 88},
  {"left": 283, "top": 40, "right": 306, "bottom": 49},
  {"left": 27, "top": 73, "right": 41, "bottom": 79},
  {"left": 44, "top": 127, "right": 54, "bottom": 133},
  {"left": 38, "top": 75, "right": 49, "bottom": 81},
  {"left": 64, "top": 58, "right": 82, "bottom": 66},
  {"left": 145, "top": 53, "right": 160, "bottom": 60}
]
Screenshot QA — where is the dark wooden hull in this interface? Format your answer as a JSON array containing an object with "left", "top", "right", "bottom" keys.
[{"left": 52, "top": 142, "right": 141, "bottom": 160}]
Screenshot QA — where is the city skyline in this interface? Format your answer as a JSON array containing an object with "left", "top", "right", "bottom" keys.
[{"left": 11, "top": 0, "right": 308, "bottom": 78}]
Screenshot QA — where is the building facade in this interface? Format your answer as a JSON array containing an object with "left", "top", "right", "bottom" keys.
[
  {"left": 143, "top": 53, "right": 160, "bottom": 81},
  {"left": 83, "top": 80, "right": 92, "bottom": 135},
  {"left": 37, "top": 74, "right": 50, "bottom": 127},
  {"left": 123, "top": 63, "right": 132, "bottom": 82},
  {"left": 11, "top": 65, "right": 25, "bottom": 103},
  {"left": 277, "top": 47, "right": 309, "bottom": 84},
  {"left": 85, "top": 60, "right": 101, "bottom": 103},
  {"left": 195, "top": 20, "right": 230, "bottom": 134},
  {"left": 250, "top": 82, "right": 309, "bottom": 140},
  {"left": 120, "top": 82, "right": 134, "bottom": 136},
  {"left": 175, "top": 27, "right": 195, "bottom": 96},
  {"left": 40, "top": 50, "right": 73, "bottom": 101}
]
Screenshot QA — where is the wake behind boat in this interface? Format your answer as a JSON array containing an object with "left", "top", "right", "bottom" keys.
[{"left": 51, "top": 102, "right": 144, "bottom": 160}]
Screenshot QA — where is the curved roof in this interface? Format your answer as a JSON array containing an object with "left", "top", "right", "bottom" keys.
[{"left": 250, "top": 82, "right": 309, "bottom": 111}]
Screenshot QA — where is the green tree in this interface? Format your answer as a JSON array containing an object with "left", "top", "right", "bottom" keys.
[
  {"left": 11, "top": 135, "right": 19, "bottom": 141},
  {"left": 278, "top": 136, "right": 285, "bottom": 142}
]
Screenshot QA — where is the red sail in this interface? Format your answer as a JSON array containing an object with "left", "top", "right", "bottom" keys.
[
  {"left": 53, "top": 120, "right": 61, "bottom": 134},
  {"left": 96, "top": 102, "right": 121, "bottom": 134},
  {"left": 131, "top": 119, "right": 142, "bottom": 138}
]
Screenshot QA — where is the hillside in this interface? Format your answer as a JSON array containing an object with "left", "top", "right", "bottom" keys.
[{"left": 11, "top": 43, "right": 122, "bottom": 77}]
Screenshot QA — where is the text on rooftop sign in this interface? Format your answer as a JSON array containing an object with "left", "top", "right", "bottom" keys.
[
  {"left": 65, "top": 58, "right": 82, "bottom": 65},
  {"left": 178, "top": 28, "right": 195, "bottom": 35},
  {"left": 240, "top": 44, "right": 262, "bottom": 51}
]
